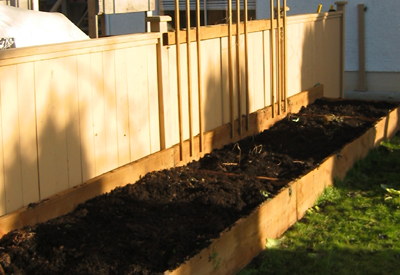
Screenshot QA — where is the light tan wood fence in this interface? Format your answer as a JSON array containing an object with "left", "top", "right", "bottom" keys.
[{"left": 0, "top": 9, "right": 345, "bottom": 217}]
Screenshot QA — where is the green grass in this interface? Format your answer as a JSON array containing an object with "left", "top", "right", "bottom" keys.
[{"left": 238, "top": 133, "right": 400, "bottom": 275}]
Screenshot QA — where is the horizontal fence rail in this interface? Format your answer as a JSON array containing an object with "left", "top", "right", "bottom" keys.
[{"left": 0, "top": 2, "right": 346, "bottom": 217}]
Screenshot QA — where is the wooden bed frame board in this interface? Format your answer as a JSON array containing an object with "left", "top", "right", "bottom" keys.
[{"left": 165, "top": 104, "right": 400, "bottom": 275}]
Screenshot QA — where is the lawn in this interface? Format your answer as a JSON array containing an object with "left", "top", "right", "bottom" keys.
[{"left": 238, "top": 132, "right": 400, "bottom": 275}]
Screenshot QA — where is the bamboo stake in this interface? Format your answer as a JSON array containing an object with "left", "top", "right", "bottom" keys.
[
  {"left": 236, "top": 0, "right": 242, "bottom": 135},
  {"left": 228, "top": 0, "right": 234, "bottom": 138},
  {"left": 244, "top": 0, "right": 250, "bottom": 130},
  {"left": 270, "top": 0, "right": 276, "bottom": 118},
  {"left": 196, "top": 0, "right": 204, "bottom": 152},
  {"left": 283, "top": 0, "right": 288, "bottom": 112},
  {"left": 175, "top": 0, "right": 184, "bottom": 161},
  {"left": 276, "top": 0, "right": 282, "bottom": 115},
  {"left": 186, "top": 0, "right": 194, "bottom": 157}
]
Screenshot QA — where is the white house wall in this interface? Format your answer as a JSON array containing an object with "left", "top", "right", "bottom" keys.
[{"left": 257, "top": 0, "right": 400, "bottom": 92}]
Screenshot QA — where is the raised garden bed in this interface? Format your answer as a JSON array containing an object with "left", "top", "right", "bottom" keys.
[{"left": 0, "top": 91, "right": 399, "bottom": 275}]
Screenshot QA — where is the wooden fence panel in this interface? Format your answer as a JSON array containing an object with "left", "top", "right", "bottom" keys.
[
  {"left": 77, "top": 54, "right": 96, "bottom": 182},
  {"left": 147, "top": 45, "right": 162, "bottom": 154},
  {"left": 286, "top": 14, "right": 342, "bottom": 98},
  {"left": 0, "top": 13, "right": 345, "bottom": 217},
  {"left": 248, "top": 31, "right": 265, "bottom": 113},
  {"left": 0, "top": 101, "right": 4, "bottom": 215},
  {"left": 324, "top": 17, "right": 341, "bottom": 98},
  {"left": 262, "top": 30, "right": 272, "bottom": 107},
  {"left": 127, "top": 46, "right": 152, "bottom": 162},
  {"left": 17, "top": 63, "right": 40, "bottom": 209},
  {"left": 202, "top": 38, "right": 225, "bottom": 132},
  {"left": 35, "top": 58, "right": 70, "bottom": 199},
  {"left": 114, "top": 48, "right": 132, "bottom": 167},
  {"left": 102, "top": 50, "right": 119, "bottom": 171},
  {"left": 91, "top": 52, "right": 108, "bottom": 176},
  {"left": 0, "top": 65, "right": 24, "bottom": 214},
  {"left": 63, "top": 56, "right": 83, "bottom": 189},
  {"left": 165, "top": 45, "right": 180, "bottom": 149}
]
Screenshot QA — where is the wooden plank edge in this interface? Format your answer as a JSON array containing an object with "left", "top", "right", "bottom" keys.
[
  {"left": 163, "top": 11, "right": 342, "bottom": 46},
  {"left": 0, "top": 32, "right": 160, "bottom": 62},
  {"left": 0, "top": 87, "right": 322, "bottom": 236},
  {"left": 0, "top": 38, "right": 159, "bottom": 67},
  {"left": 165, "top": 182, "right": 297, "bottom": 275},
  {"left": 164, "top": 19, "right": 274, "bottom": 46},
  {"left": 297, "top": 104, "right": 400, "bottom": 219},
  {"left": 166, "top": 102, "right": 400, "bottom": 275}
]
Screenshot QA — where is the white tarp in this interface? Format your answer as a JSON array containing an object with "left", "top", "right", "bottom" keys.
[{"left": 0, "top": 5, "right": 89, "bottom": 48}]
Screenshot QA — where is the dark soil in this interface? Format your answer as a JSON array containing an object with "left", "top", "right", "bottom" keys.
[{"left": 0, "top": 98, "right": 398, "bottom": 275}]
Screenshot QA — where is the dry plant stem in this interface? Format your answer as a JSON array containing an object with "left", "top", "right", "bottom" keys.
[
  {"left": 232, "top": 143, "right": 242, "bottom": 166},
  {"left": 203, "top": 170, "right": 279, "bottom": 181}
]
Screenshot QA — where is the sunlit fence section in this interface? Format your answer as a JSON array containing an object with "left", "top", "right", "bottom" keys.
[{"left": 0, "top": 1, "right": 346, "bottom": 216}]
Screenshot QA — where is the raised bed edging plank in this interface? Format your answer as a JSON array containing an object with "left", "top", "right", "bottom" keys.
[
  {"left": 0, "top": 85, "right": 323, "bottom": 236},
  {"left": 165, "top": 105, "right": 400, "bottom": 275}
]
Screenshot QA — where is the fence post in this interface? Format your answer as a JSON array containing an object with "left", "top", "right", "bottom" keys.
[
  {"left": 146, "top": 15, "right": 172, "bottom": 151},
  {"left": 335, "top": 1, "right": 348, "bottom": 98}
]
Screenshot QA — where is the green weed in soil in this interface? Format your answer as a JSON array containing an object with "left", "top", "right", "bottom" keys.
[{"left": 239, "top": 133, "right": 400, "bottom": 275}]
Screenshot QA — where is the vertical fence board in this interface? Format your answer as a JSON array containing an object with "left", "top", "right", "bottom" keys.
[
  {"left": 231, "top": 35, "right": 239, "bottom": 122},
  {"left": 203, "top": 38, "right": 223, "bottom": 132},
  {"left": 127, "top": 46, "right": 151, "bottom": 161},
  {"left": 190, "top": 42, "right": 200, "bottom": 139},
  {"left": 328, "top": 18, "right": 341, "bottom": 98},
  {"left": 0, "top": 74, "right": 5, "bottom": 215},
  {"left": 114, "top": 49, "right": 131, "bottom": 166},
  {"left": 315, "top": 20, "right": 325, "bottom": 90},
  {"left": 250, "top": 32, "right": 265, "bottom": 112},
  {"left": 63, "top": 56, "right": 83, "bottom": 188},
  {"left": 102, "top": 50, "right": 119, "bottom": 171},
  {"left": 91, "top": 52, "right": 108, "bottom": 176},
  {"left": 179, "top": 43, "right": 190, "bottom": 141},
  {"left": 77, "top": 54, "right": 96, "bottom": 182},
  {"left": 286, "top": 22, "right": 301, "bottom": 98},
  {"left": 16, "top": 63, "right": 40, "bottom": 204},
  {"left": 166, "top": 45, "right": 180, "bottom": 148},
  {"left": 263, "top": 30, "right": 272, "bottom": 107},
  {"left": 0, "top": 65, "right": 23, "bottom": 212},
  {"left": 35, "top": 59, "right": 69, "bottom": 199},
  {"left": 240, "top": 34, "right": 247, "bottom": 119},
  {"left": 220, "top": 37, "right": 230, "bottom": 126},
  {"left": 147, "top": 45, "right": 161, "bottom": 154}
]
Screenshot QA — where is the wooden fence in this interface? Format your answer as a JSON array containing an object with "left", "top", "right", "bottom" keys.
[{"left": 0, "top": 4, "right": 346, "bottom": 217}]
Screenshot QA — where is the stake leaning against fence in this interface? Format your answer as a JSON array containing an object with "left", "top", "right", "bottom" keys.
[
  {"left": 283, "top": 0, "right": 288, "bottom": 112},
  {"left": 186, "top": 0, "right": 194, "bottom": 156},
  {"left": 196, "top": 0, "right": 204, "bottom": 153},
  {"left": 244, "top": 0, "right": 250, "bottom": 130},
  {"left": 228, "top": 0, "right": 235, "bottom": 138},
  {"left": 270, "top": 0, "right": 276, "bottom": 118},
  {"left": 276, "top": 0, "right": 282, "bottom": 115},
  {"left": 236, "top": 0, "right": 242, "bottom": 135},
  {"left": 175, "top": 0, "right": 184, "bottom": 161}
]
